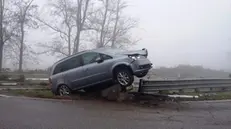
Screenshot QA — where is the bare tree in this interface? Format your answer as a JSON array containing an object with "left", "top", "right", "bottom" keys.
[
  {"left": 37, "top": 0, "right": 75, "bottom": 57},
  {"left": 111, "top": 0, "right": 121, "bottom": 48},
  {"left": 89, "top": 0, "right": 138, "bottom": 49},
  {"left": 73, "top": 0, "right": 90, "bottom": 53},
  {"left": 12, "top": 0, "right": 38, "bottom": 72},
  {"left": 37, "top": 0, "right": 91, "bottom": 57},
  {"left": 0, "top": 0, "right": 4, "bottom": 71},
  {"left": 0, "top": 0, "right": 18, "bottom": 71},
  {"left": 97, "top": 0, "right": 109, "bottom": 48},
  {"left": 87, "top": 0, "right": 115, "bottom": 47},
  {"left": 4, "top": 38, "right": 38, "bottom": 69},
  {"left": 111, "top": 0, "right": 138, "bottom": 48},
  {"left": 111, "top": 0, "right": 120, "bottom": 48}
]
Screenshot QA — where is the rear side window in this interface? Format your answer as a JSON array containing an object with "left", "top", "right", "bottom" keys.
[
  {"left": 53, "top": 55, "right": 82, "bottom": 75},
  {"left": 53, "top": 63, "right": 62, "bottom": 75}
]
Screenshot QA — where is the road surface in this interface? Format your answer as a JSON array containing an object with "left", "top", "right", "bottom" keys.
[{"left": 0, "top": 95, "right": 231, "bottom": 129}]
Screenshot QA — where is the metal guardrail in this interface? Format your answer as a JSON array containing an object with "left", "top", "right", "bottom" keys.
[
  {"left": 0, "top": 72, "right": 48, "bottom": 75},
  {"left": 138, "top": 78, "right": 231, "bottom": 93},
  {"left": 0, "top": 72, "right": 48, "bottom": 79}
]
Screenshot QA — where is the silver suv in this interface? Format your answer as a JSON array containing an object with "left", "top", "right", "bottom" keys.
[{"left": 49, "top": 47, "right": 152, "bottom": 95}]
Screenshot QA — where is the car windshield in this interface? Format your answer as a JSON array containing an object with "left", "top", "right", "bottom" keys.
[{"left": 99, "top": 48, "right": 127, "bottom": 55}]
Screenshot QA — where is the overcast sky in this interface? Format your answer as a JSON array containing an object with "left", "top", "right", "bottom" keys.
[{"left": 21, "top": 0, "right": 231, "bottom": 71}]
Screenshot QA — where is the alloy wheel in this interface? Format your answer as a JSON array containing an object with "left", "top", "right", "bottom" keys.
[
  {"left": 59, "top": 85, "right": 70, "bottom": 96},
  {"left": 117, "top": 72, "right": 130, "bottom": 86}
]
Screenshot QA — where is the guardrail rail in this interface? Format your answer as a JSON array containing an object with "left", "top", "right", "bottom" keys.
[{"left": 138, "top": 78, "right": 231, "bottom": 94}]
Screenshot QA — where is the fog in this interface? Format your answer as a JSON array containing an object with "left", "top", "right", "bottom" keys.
[{"left": 7, "top": 0, "right": 231, "bottom": 71}]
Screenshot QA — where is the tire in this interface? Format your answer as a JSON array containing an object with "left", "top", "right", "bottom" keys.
[
  {"left": 58, "top": 85, "right": 71, "bottom": 96},
  {"left": 114, "top": 68, "right": 134, "bottom": 87}
]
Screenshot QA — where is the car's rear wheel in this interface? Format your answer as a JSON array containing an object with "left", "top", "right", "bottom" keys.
[
  {"left": 58, "top": 85, "right": 71, "bottom": 96},
  {"left": 115, "top": 68, "right": 134, "bottom": 87}
]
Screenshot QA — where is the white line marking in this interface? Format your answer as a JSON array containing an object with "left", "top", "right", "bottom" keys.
[
  {"left": 0, "top": 94, "right": 12, "bottom": 98},
  {"left": 0, "top": 83, "right": 17, "bottom": 86},
  {"left": 184, "top": 99, "right": 231, "bottom": 103},
  {"left": 168, "top": 95, "right": 199, "bottom": 99},
  {"left": 26, "top": 78, "right": 48, "bottom": 81}
]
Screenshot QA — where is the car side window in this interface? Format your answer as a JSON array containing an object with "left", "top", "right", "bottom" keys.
[
  {"left": 53, "top": 55, "right": 82, "bottom": 75},
  {"left": 82, "top": 52, "right": 100, "bottom": 65},
  {"left": 53, "top": 63, "right": 62, "bottom": 75},
  {"left": 62, "top": 55, "right": 82, "bottom": 72},
  {"left": 100, "top": 53, "right": 112, "bottom": 60}
]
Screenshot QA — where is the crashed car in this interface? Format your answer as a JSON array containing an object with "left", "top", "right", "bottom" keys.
[{"left": 49, "top": 47, "right": 152, "bottom": 96}]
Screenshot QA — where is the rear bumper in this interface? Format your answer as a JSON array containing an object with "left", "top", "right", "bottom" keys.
[{"left": 50, "top": 85, "right": 59, "bottom": 95}]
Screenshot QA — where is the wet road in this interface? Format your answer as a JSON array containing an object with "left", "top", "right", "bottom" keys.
[{"left": 0, "top": 96, "right": 231, "bottom": 129}]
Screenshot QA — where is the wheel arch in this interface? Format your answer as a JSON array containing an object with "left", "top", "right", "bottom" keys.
[{"left": 112, "top": 63, "right": 133, "bottom": 79}]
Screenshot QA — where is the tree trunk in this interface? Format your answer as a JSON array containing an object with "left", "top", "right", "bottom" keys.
[
  {"left": 73, "top": 0, "right": 89, "bottom": 53},
  {"left": 98, "top": 0, "right": 109, "bottom": 48},
  {"left": 74, "top": 30, "right": 80, "bottom": 53},
  {"left": 111, "top": 0, "right": 120, "bottom": 48},
  {"left": 73, "top": 29, "right": 80, "bottom": 54},
  {"left": 0, "top": 0, "right": 4, "bottom": 71},
  {"left": 73, "top": 0, "right": 82, "bottom": 54},
  {"left": 0, "top": 44, "right": 3, "bottom": 71},
  {"left": 68, "top": 28, "right": 71, "bottom": 56},
  {"left": 19, "top": 21, "right": 24, "bottom": 73}
]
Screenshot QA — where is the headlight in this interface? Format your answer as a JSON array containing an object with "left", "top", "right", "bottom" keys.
[{"left": 129, "top": 55, "right": 140, "bottom": 60}]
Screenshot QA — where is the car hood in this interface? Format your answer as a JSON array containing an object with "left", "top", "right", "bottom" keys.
[{"left": 121, "top": 48, "right": 148, "bottom": 57}]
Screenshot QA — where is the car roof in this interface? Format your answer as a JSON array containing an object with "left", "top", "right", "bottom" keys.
[
  {"left": 53, "top": 47, "right": 126, "bottom": 65},
  {"left": 91, "top": 47, "right": 127, "bottom": 55},
  {"left": 50, "top": 47, "right": 128, "bottom": 75}
]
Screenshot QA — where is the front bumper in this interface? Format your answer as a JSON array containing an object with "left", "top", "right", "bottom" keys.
[
  {"left": 133, "top": 64, "right": 152, "bottom": 75},
  {"left": 130, "top": 58, "right": 153, "bottom": 75}
]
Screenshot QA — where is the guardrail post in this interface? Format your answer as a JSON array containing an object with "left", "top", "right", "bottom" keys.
[
  {"left": 179, "top": 89, "right": 184, "bottom": 94},
  {"left": 138, "top": 79, "right": 143, "bottom": 93},
  {"left": 210, "top": 88, "right": 213, "bottom": 92},
  {"left": 195, "top": 88, "right": 200, "bottom": 93},
  {"left": 222, "top": 87, "right": 226, "bottom": 91}
]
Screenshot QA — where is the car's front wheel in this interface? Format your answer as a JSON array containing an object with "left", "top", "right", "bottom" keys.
[
  {"left": 58, "top": 85, "right": 71, "bottom": 96},
  {"left": 115, "top": 68, "right": 134, "bottom": 87}
]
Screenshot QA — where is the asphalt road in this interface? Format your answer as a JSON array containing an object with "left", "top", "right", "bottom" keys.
[{"left": 1, "top": 96, "right": 231, "bottom": 129}]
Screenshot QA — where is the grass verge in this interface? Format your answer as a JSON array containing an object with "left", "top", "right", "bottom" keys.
[
  {"left": 0, "top": 89, "right": 77, "bottom": 100},
  {"left": 9, "top": 89, "right": 54, "bottom": 98},
  {"left": 1, "top": 89, "right": 231, "bottom": 101},
  {"left": 0, "top": 89, "right": 105, "bottom": 100},
  {"left": 197, "top": 92, "right": 231, "bottom": 101}
]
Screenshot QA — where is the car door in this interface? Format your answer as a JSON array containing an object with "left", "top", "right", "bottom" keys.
[
  {"left": 99, "top": 53, "right": 114, "bottom": 80},
  {"left": 81, "top": 52, "right": 113, "bottom": 86},
  {"left": 61, "top": 55, "right": 88, "bottom": 90}
]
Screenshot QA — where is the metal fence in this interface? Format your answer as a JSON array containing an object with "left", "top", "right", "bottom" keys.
[
  {"left": 138, "top": 78, "right": 231, "bottom": 94},
  {"left": 0, "top": 72, "right": 48, "bottom": 78}
]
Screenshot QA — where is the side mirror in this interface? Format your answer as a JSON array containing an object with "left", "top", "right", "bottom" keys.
[{"left": 95, "top": 57, "right": 104, "bottom": 63}]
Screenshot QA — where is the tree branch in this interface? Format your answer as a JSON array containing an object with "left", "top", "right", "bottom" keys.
[{"left": 36, "top": 17, "right": 68, "bottom": 36}]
